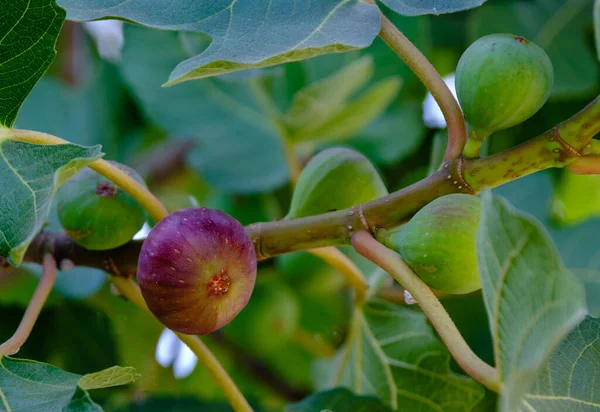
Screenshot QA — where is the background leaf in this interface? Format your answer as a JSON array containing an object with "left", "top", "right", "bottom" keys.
[
  {"left": 57, "top": 0, "right": 381, "bottom": 85},
  {"left": 314, "top": 300, "right": 485, "bottom": 411},
  {"left": 0, "top": 0, "right": 65, "bottom": 127},
  {"left": 477, "top": 192, "right": 587, "bottom": 411},
  {"left": 79, "top": 366, "right": 139, "bottom": 390},
  {"left": 285, "top": 387, "right": 392, "bottom": 412},
  {"left": 0, "top": 136, "right": 102, "bottom": 266},
  {"left": 523, "top": 316, "right": 600, "bottom": 410},
  {"left": 595, "top": 0, "right": 600, "bottom": 61},
  {"left": 380, "top": 0, "right": 487, "bottom": 16}
]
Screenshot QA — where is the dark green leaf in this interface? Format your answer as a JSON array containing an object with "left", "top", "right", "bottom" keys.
[
  {"left": 314, "top": 300, "right": 485, "bottom": 410},
  {"left": 477, "top": 192, "right": 587, "bottom": 411},
  {"left": 595, "top": 0, "right": 600, "bottom": 61},
  {"left": 0, "top": 357, "right": 135, "bottom": 411},
  {"left": 380, "top": 0, "right": 487, "bottom": 16},
  {"left": 285, "top": 388, "right": 392, "bottom": 412},
  {"left": 120, "top": 26, "right": 288, "bottom": 193},
  {"left": 524, "top": 316, "right": 600, "bottom": 410},
  {"left": 58, "top": 0, "right": 381, "bottom": 85},
  {"left": 0, "top": 134, "right": 102, "bottom": 266},
  {"left": 0, "top": 0, "right": 65, "bottom": 127},
  {"left": 468, "top": 0, "right": 598, "bottom": 99}
]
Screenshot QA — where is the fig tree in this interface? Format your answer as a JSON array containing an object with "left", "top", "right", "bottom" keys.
[
  {"left": 387, "top": 194, "right": 482, "bottom": 294},
  {"left": 456, "top": 34, "right": 553, "bottom": 140},
  {"left": 137, "top": 207, "right": 257, "bottom": 335},
  {"left": 57, "top": 162, "right": 147, "bottom": 250}
]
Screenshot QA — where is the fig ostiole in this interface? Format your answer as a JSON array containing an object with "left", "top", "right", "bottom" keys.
[
  {"left": 456, "top": 33, "right": 553, "bottom": 157},
  {"left": 386, "top": 194, "right": 482, "bottom": 294},
  {"left": 57, "top": 161, "right": 147, "bottom": 250},
  {"left": 137, "top": 207, "right": 257, "bottom": 335}
]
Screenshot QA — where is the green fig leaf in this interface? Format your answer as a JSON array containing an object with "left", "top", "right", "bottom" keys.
[
  {"left": 0, "top": 0, "right": 65, "bottom": 128},
  {"left": 293, "top": 77, "right": 401, "bottom": 142},
  {"left": 285, "top": 388, "right": 392, "bottom": 412},
  {"left": 57, "top": 0, "right": 381, "bottom": 86},
  {"left": 550, "top": 172, "right": 600, "bottom": 226},
  {"left": 285, "top": 56, "right": 375, "bottom": 134},
  {"left": 287, "top": 147, "right": 387, "bottom": 218},
  {"left": 380, "top": 0, "right": 487, "bottom": 16},
  {"left": 523, "top": 316, "right": 600, "bottom": 410},
  {"left": 313, "top": 300, "right": 485, "bottom": 410},
  {"left": 0, "top": 357, "right": 137, "bottom": 410},
  {"left": 477, "top": 191, "right": 587, "bottom": 411},
  {"left": 0, "top": 132, "right": 103, "bottom": 266}
]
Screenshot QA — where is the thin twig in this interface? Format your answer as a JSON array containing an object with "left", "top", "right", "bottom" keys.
[
  {"left": 351, "top": 231, "right": 501, "bottom": 392},
  {"left": 0, "top": 255, "right": 57, "bottom": 356}
]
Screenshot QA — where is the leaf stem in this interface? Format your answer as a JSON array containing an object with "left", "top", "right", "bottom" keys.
[
  {"left": 0, "top": 255, "right": 57, "bottom": 356},
  {"left": 9, "top": 129, "right": 168, "bottom": 223},
  {"left": 351, "top": 231, "right": 501, "bottom": 392},
  {"left": 111, "top": 277, "right": 253, "bottom": 412},
  {"left": 366, "top": 2, "right": 467, "bottom": 159},
  {"left": 308, "top": 247, "right": 368, "bottom": 305}
]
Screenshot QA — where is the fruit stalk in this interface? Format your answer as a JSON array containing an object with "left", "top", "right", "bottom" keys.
[
  {"left": 351, "top": 231, "right": 501, "bottom": 392},
  {"left": 365, "top": 0, "right": 467, "bottom": 159},
  {"left": 111, "top": 277, "right": 254, "bottom": 412}
]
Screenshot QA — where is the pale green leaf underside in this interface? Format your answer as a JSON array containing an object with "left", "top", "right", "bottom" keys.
[
  {"left": 57, "top": 0, "right": 381, "bottom": 85},
  {"left": 523, "top": 316, "right": 600, "bottom": 411},
  {"left": 380, "top": 0, "right": 487, "bottom": 16},
  {"left": 0, "top": 0, "right": 65, "bottom": 127},
  {"left": 0, "top": 135, "right": 102, "bottom": 266},
  {"left": 79, "top": 366, "right": 139, "bottom": 390},
  {"left": 316, "top": 300, "right": 484, "bottom": 411},
  {"left": 477, "top": 192, "right": 587, "bottom": 411}
]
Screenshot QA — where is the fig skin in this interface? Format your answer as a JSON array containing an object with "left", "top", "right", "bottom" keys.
[
  {"left": 388, "top": 194, "right": 482, "bottom": 294},
  {"left": 57, "top": 161, "right": 147, "bottom": 250},
  {"left": 137, "top": 207, "right": 257, "bottom": 335},
  {"left": 456, "top": 33, "right": 553, "bottom": 138}
]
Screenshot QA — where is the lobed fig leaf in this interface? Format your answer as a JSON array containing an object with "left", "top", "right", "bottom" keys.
[
  {"left": 57, "top": 161, "right": 147, "bottom": 250},
  {"left": 387, "top": 194, "right": 482, "bottom": 294},
  {"left": 456, "top": 33, "right": 553, "bottom": 138},
  {"left": 137, "top": 207, "right": 257, "bottom": 335},
  {"left": 287, "top": 148, "right": 388, "bottom": 219}
]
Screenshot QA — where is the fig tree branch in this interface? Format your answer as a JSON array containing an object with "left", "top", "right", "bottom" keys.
[
  {"left": 351, "top": 231, "right": 501, "bottom": 392},
  {"left": 365, "top": 0, "right": 468, "bottom": 159}
]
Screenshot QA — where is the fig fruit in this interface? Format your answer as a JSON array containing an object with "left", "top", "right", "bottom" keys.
[
  {"left": 387, "top": 194, "right": 482, "bottom": 294},
  {"left": 550, "top": 172, "right": 600, "bottom": 226},
  {"left": 287, "top": 147, "right": 387, "bottom": 219},
  {"left": 57, "top": 162, "right": 147, "bottom": 250},
  {"left": 137, "top": 207, "right": 257, "bottom": 335},
  {"left": 456, "top": 34, "right": 553, "bottom": 138}
]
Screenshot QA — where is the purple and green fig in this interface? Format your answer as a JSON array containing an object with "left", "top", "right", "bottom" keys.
[
  {"left": 386, "top": 194, "right": 482, "bottom": 294},
  {"left": 456, "top": 34, "right": 553, "bottom": 139},
  {"left": 57, "top": 161, "right": 147, "bottom": 250},
  {"left": 137, "top": 207, "right": 257, "bottom": 335}
]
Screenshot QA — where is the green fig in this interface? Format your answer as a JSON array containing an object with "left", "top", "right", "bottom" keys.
[
  {"left": 287, "top": 147, "right": 387, "bottom": 219},
  {"left": 550, "top": 172, "right": 600, "bottom": 226},
  {"left": 456, "top": 33, "right": 553, "bottom": 139},
  {"left": 57, "top": 162, "right": 147, "bottom": 250},
  {"left": 387, "top": 194, "right": 482, "bottom": 294}
]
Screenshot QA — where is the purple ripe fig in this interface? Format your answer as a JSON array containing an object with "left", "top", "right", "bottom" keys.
[{"left": 137, "top": 208, "right": 257, "bottom": 335}]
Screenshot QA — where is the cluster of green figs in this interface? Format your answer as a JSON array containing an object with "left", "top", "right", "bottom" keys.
[{"left": 57, "top": 33, "right": 553, "bottom": 334}]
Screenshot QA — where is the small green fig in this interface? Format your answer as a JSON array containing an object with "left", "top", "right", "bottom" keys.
[
  {"left": 137, "top": 207, "right": 257, "bottom": 335},
  {"left": 550, "top": 172, "right": 600, "bottom": 226},
  {"left": 456, "top": 33, "right": 553, "bottom": 138},
  {"left": 287, "top": 147, "right": 387, "bottom": 219},
  {"left": 57, "top": 162, "right": 147, "bottom": 250},
  {"left": 388, "top": 194, "right": 482, "bottom": 294}
]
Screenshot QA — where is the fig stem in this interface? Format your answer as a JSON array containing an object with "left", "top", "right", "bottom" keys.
[
  {"left": 365, "top": 1, "right": 467, "bottom": 160},
  {"left": 0, "top": 255, "right": 57, "bottom": 356},
  {"left": 566, "top": 155, "right": 600, "bottom": 174},
  {"left": 351, "top": 231, "right": 502, "bottom": 393},
  {"left": 308, "top": 247, "right": 369, "bottom": 305},
  {"left": 111, "top": 277, "right": 254, "bottom": 412},
  {"left": 8, "top": 129, "right": 169, "bottom": 223},
  {"left": 462, "top": 130, "right": 488, "bottom": 159}
]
